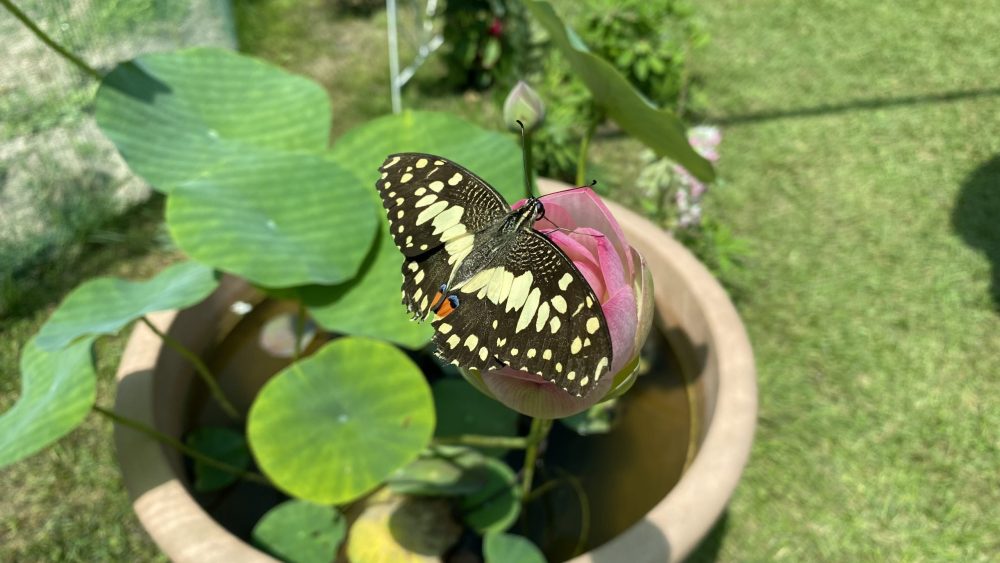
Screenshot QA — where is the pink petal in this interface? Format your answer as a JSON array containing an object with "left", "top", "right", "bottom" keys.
[
  {"left": 601, "top": 284, "right": 638, "bottom": 374},
  {"left": 539, "top": 188, "right": 634, "bottom": 278}
]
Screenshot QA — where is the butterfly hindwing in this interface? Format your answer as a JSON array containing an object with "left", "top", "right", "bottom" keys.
[
  {"left": 377, "top": 154, "right": 510, "bottom": 257},
  {"left": 432, "top": 230, "right": 613, "bottom": 397}
]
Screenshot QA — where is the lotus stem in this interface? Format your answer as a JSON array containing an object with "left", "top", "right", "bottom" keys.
[
  {"left": 576, "top": 117, "right": 599, "bottom": 187},
  {"left": 0, "top": 0, "right": 102, "bottom": 80},
  {"left": 520, "top": 417, "right": 553, "bottom": 498},
  {"left": 92, "top": 405, "right": 267, "bottom": 485},
  {"left": 140, "top": 316, "right": 241, "bottom": 421},
  {"left": 433, "top": 434, "right": 530, "bottom": 449}
]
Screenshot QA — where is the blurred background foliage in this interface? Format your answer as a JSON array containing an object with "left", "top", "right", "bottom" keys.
[{"left": 1, "top": 0, "right": 999, "bottom": 560}]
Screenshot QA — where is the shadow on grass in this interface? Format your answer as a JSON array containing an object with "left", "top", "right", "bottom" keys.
[
  {"left": 713, "top": 86, "right": 1000, "bottom": 126},
  {"left": 952, "top": 154, "right": 1000, "bottom": 311},
  {"left": 0, "top": 194, "right": 169, "bottom": 324}
]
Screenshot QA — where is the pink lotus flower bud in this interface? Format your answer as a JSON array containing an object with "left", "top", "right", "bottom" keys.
[
  {"left": 459, "top": 188, "right": 655, "bottom": 418},
  {"left": 502, "top": 81, "right": 546, "bottom": 132}
]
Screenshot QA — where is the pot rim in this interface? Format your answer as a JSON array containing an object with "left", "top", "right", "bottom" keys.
[{"left": 113, "top": 187, "right": 756, "bottom": 563}]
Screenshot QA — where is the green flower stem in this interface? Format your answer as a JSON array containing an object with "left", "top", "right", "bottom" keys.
[
  {"left": 92, "top": 404, "right": 268, "bottom": 485},
  {"left": 433, "top": 434, "right": 530, "bottom": 449},
  {"left": 0, "top": 0, "right": 102, "bottom": 81},
  {"left": 522, "top": 128, "right": 536, "bottom": 200},
  {"left": 520, "top": 417, "right": 553, "bottom": 499},
  {"left": 139, "top": 316, "right": 241, "bottom": 421},
  {"left": 576, "top": 117, "right": 599, "bottom": 187}
]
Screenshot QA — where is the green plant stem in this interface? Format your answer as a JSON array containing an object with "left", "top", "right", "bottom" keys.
[
  {"left": 0, "top": 0, "right": 102, "bottom": 81},
  {"left": 520, "top": 417, "right": 553, "bottom": 499},
  {"left": 433, "top": 434, "right": 530, "bottom": 449},
  {"left": 140, "top": 316, "right": 241, "bottom": 421},
  {"left": 576, "top": 117, "right": 599, "bottom": 187},
  {"left": 92, "top": 405, "right": 268, "bottom": 485},
  {"left": 522, "top": 129, "right": 535, "bottom": 199}
]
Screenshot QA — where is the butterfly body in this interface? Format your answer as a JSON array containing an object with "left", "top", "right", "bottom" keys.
[{"left": 376, "top": 153, "right": 613, "bottom": 397}]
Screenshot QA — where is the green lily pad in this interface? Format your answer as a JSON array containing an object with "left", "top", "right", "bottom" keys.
[
  {"left": 252, "top": 500, "right": 346, "bottom": 563},
  {"left": 302, "top": 111, "right": 524, "bottom": 348},
  {"left": 523, "top": 0, "right": 715, "bottom": 183},
  {"left": 166, "top": 151, "right": 374, "bottom": 287},
  {"left": 387, "top": 445, "right": 490, "bottom": 496},
  {"left": 35, "top": 261, "right": 217, "bottom": 351},
  {"left": 185, "top": 426, "right": 252, "bottom": 492},
  {"left": 95, "top": 47, "right": 330, "bottom": 193},
  {"left": 484, "top": 532, "right": 547, "bottom": 563},
  {"left": 458, "top": 454, "right": 520, "bottom": 534},
  {"left": 0, "top": 337, "right": 96, "bottom": 468},
  {"left": 433, "top": 379, "right": 520, "bottom": 457},
  {"left": 247, "top": 337, "right": 435, "bottom": 504}
]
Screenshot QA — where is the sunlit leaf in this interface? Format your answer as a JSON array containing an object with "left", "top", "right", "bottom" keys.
[
  {"left": 523, "top": 0, "right": 715, "bottom": 182},
  {"left": 35, "top": 261, "right": 217, "bottom": 351},
  {"left": 0, "top": 337, "right": 96, "bottom": 468},
  {"left": 247, "top": 337, "right": 435, "bottom": 504}
]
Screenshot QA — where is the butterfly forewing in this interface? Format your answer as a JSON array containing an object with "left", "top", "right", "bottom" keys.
[
  {"left": 377, "top": 154, "right": 510, "bottom": 256},
  {"left": 432, "top": 231, "right": 613, "bottom": 397}
]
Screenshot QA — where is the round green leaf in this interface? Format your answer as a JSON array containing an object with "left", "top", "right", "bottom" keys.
[
  {"left": 95, "top": 48, "right": 331, "bottom": 193},
  {"left": 484, "top": 532, "right": 547, "bottom": 563},
  {"left": 305, "top": 111, "right": 524, "bottom": 348},
  {"left": 252, "top": 500, "right": 346, "bottom": 563},
  {"left": 185, "top": 426, "right": 251, "bottom": 492},
  {"left": 348, "top": 489, "right": 462, "bottom": 563},
  {"left": 247, "top": 338, "right": 435, "bottom": 504},
  {"left": 387, "top": 446, "right": 491, "bottom": 496},
  {"left": 433, "top": 379, "right": 519, "bottom": 457},
  {"left": 166, "top": 151, "right": 375, "bottom": 287},
  {"left": 459, "top": 455, "right": 520, "bottom": 534},
  {"left": 0, "top": 337, "right": 96, "bottom": 468},
  {"left": 523, "top": 0, "right": 715, "bottom": 182},
  {"left": 35, "top": 261, "right": 218, "bottom": 351}
]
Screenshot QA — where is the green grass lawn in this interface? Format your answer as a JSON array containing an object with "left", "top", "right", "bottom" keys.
[
  {"left": 2, "top": 0, "right": 998, "bottom": 560},
  {"left": 687, "top": 0, "right": 1000, "bottom": 559}
]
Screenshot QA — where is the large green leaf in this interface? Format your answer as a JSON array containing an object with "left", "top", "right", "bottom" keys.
[
  {"left": 252, "top": 500, "right": 346, "bottom": 563},
  {"left": 0, "top": 337, "right": 96, "bottom": 468},
  {"left": 523, "top": 0, "right": 716, "bottom": 182},
  {"left": 433, "top": 379, "right": 520, "bottom": 457},
  {"left": 95, "top": 48, "right": 330, "bottom": 192},
  {"left": 166, "top": 151, "right": 374, "bottom": 287},
  {"left": 247, "top": 337, "right": 435, "bottom": 504},
  {"left": 95, "top": 48, "right": 379, "bottom": 288},
  {"left": 460, "top": 455, "right": 520, "bottom": 534},
  {"left": 302, "top": 111, "right": 525, "bottom": 348},
  {"left": 35, "top": 261, "right": 218, "bottom": 351}
]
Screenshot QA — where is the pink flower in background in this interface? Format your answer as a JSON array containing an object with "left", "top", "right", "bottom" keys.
[{"left": 460, "top": 188, "right": 655, "bottom": 418}]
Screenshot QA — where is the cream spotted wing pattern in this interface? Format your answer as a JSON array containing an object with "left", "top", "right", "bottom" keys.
[{"left": 375, "top": 153, "right": 614, "bottom": 397}]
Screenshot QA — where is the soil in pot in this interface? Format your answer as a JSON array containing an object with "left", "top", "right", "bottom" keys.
[{"left": 180, "top": 298, "right": 696, "bottom": 562}]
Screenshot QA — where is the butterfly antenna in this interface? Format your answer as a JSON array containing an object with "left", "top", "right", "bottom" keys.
[{"left": 516, "top": 119, "right": 534, "bottom": 200}]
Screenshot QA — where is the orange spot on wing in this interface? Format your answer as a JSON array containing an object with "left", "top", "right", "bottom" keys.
[{"left": 435, "top": 297, "right": 456, "bottom": 319}]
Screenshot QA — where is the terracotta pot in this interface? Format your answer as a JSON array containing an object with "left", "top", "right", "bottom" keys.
[{"left": 113, "top": 186, "right": 756, "bottom": 562}]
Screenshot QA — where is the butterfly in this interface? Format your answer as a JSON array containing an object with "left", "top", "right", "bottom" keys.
[{"left": 375, "top": 153, "right": 613, "bottom": 397}]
